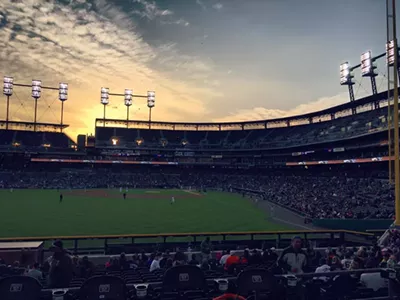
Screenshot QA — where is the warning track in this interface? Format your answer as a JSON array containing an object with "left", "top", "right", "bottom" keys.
[{"left": 65, "top": 190, "right": 203, "bottom": 200}]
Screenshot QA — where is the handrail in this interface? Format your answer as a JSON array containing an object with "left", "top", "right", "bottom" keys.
[{"left": 0, "top": 229, "right": 373, "bottom": 242}]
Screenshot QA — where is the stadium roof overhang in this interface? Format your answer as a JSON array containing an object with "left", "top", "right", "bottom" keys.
[
  {"left": 0, "top": 120, "right": 68, "bottom": 132},
  {"left": 95, "top": 88, "right": 396, "bottom": 130}
]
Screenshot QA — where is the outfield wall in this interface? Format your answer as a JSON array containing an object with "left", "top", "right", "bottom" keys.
[{"left": 312, "top": 219, "right": 393, "bottom": 231}]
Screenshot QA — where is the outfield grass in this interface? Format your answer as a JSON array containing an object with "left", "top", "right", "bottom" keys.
[{"left": 0, "top": 189, "right": 288, "bottom": 238}]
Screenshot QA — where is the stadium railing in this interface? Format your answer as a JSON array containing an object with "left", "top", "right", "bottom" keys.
[{"left": 0, "top": 230, "right": 374, "bottom": 256}]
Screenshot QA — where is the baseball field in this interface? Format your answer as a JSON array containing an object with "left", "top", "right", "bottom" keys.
[{"left": 0, "top": 189, "right": 288, "bottom": 239}]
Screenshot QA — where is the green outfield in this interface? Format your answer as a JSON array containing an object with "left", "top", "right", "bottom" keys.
[{"left": 0, "top": 189, "right": 288, "bottom": 238}]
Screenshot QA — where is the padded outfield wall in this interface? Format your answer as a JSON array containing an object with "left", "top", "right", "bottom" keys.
[{"left": 312, "top": 219, "right": 392, "bottom": 231}]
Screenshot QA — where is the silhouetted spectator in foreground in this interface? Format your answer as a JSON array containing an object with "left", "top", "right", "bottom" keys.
[{"left": 48, "top": 240, "right": 73, "bottom": 288}]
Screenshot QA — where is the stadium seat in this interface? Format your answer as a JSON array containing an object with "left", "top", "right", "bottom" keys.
[
  {"left": 162, "top": 265, "right": 207, "bottom": 296},
  {"left": 0, "top": 275, "right": 42, "bottom": 300},
  {"left": 320, "top": 274, "right": 356, "bottom": 300},
  {"left": 236, "top": 268, "right": 284, "bottom": 299},
  {"left": 78, "top": 275, "right": 129, "bottom": 300}
]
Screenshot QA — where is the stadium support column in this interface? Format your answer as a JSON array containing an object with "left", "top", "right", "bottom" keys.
[
  {"left": 6, "top": 96, "right": 10, "bottom": 129},
  {"left": 59, "top": 83, "right": 68, "bottom": 133},
  {"left": 103, "top": 105, "right": 106, "bottom": 127},
  {"left": 388, "top": 0, "right": 394, "bottom": 185},
  {"left": 147, "top": 91, "right": 155, "bottom": 129},
  {"left": 61, "top": 101, "right": 64, "bottom": 130},
  {"left": 360, "top": 51, "right": 378, "bottom": 108},
  {"left": 149, "top": 107, "right": 152, "bottom": 129},
  {"left": 3, "top": 77, "right": 13, "bottom": 130},
  {"left": 389, "top": 0, "right": 400, "bottom": 226},
  {"left": 100, "top": 87, "right": 109, "bottom": 127},
  {"left": 31, "top": 80, "right": 42, "bottom": 132},
  {"left": 127, "top": 106, "right": 130, "bottom": 125}
]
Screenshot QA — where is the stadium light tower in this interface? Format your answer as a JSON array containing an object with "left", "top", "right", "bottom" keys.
[
  {"left": 3, "top": 76, "right": 13, "bottom": 130},
  {"left": 31, "top": 80, "right": 42, "bottom": 132},
  {"left": 147, "top": 91, "right": 155, "bottom": 129},
  {"left": 124, "top": 89, "right": 133, "bottom": 127},
  {"left": 101, "top": 87, "right": 109, "bottom": 127},
  {"left": 339, "top": 62, "right": 356, "bottom": 114},
  {"left": 360, "top": 51, "right": 379, "bottom": 108},
  {"left": 59, "top": 83, "right": 68, "bottom": 132}
]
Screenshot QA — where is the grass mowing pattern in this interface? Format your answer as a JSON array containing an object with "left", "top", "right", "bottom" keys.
[{"left": 0, "top": 189, "right": 288, "bottom": 238}]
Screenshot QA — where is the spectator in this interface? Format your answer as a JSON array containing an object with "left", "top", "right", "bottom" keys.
[
  {"left": 79, "top": 256, "right": 94, "bottom": 278},
  {"left": 119, "top": 253, "right": 128, "bottom": 269},
  {"left": 189, "top": 254, "right": 199, "bottom": 266},
  {"left": 200, "top": 260, "right": 211, "bottom": 271},
  {"left": 277, "top": 236, "right": 307, "bottom": 274},
  {"left": 240, "top": 249, "right": 249, "bottom": 265},
  {"left": 263, "top": 247, "right": 278, "bottom": 263},
  {"left": 173, "top": 251, "right": 186, "bottom": 266},
  {"left": 165, "top": 258, "right": 173, "bottom": 269},
  {"left": 201, "top": 237, "right": 212, "bottom": 262},
  {"left": 48, "top": 240, "right": 73, "bottom": 288},
  {"left": 150, "top": 252, "right": 162, "bottom": 272},
  {"left": 159, "top": 252, "right": 169, "bottom": 269},
  {"left": 314, "top": 258, "right": 330, "bottom": 282},
  {"left": 26, "top": 262, "right": 43, "bottom": 281},
  {"left": 225, "top": 251, "right": 240, "bottom": 272},
  {"left": 219, "top": 250, "right": 231, "bottom": 266},
  {"left": 248, "top": 249, "right": 262, "bottom": 265},
  {"left": 341, "top": 253, "right": 353, "bottom": 270}
]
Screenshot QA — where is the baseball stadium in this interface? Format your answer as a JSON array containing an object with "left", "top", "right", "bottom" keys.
[{"left": 1, "top": 1, "right": 400, "bottom": 300}]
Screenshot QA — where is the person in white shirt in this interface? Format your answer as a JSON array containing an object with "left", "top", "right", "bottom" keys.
[
  {"left": 314, "top": 258, "right": 331, "bottom": 282},
  {"left": 341, "top": 253, "right": 353, "bottom": 270},
  {"left": 220, "top": 250, "right": 231, "bottom": 266},
  {"left": 171, "top": 196, "right": 175, "bottom": 204},
  {"left": 150, "top": 253, "right": 162, "bottom": 272}
]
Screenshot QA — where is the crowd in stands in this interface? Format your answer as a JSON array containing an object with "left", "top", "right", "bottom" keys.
[
  {"left": 0, "top": 170, "right": 393, "bottom": 220},
  {"left": 0, "top": 236, "right": 395, "bottom": 298},
  {"left": 95, "top": 106, "right": 388, "bottom": 150}
]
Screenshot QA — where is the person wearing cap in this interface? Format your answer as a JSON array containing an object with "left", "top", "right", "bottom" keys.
[
  {"left": 277, "top": 236, "right": 307, "bottom": 274},
  {"left": 48, "top": 240, "right": 73, "bottom": 288}
]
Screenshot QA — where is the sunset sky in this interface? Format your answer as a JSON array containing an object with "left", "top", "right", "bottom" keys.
[{"left": 0, "top": 0, "right": 396, "bottom": 138}]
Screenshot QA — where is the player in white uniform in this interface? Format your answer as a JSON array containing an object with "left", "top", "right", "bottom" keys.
[
  {"left": 119, "top": 187, "right": 122, "bottom": 193},
  {"left": 171, "top": 196, "right": 175, "bottom": 204}
]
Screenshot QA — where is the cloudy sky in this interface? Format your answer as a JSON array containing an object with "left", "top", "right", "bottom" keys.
[{"left": 0, "top": 0, "right": 395, "bottom": 137}]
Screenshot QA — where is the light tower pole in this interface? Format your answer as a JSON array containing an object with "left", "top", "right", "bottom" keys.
[
  {"left": 31, "top": 80, "right": 42, "bottom": 132},
  {"left": 59, "top": 83, "right": 68, "bottom": 132},
  {"left": 124, "top": 89, "right": 133, "bottom": 128},
  {"left": 101, "top": 87, "right": 109, "bottom": 127},
  {"left": 339, "top": 62, "right": 356, "bottom": 114},
  {"left": 147, "top": 91, "right": 155, "bottom": 129},
  {"left": 360, "top": 51, "right": 378, "bottom": 108},
  {"left": 3, "top": 76, "right": 13, "bottom": 130},
  {"left": 392, "top": 0, "right": 400, "bottom": 226}
]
